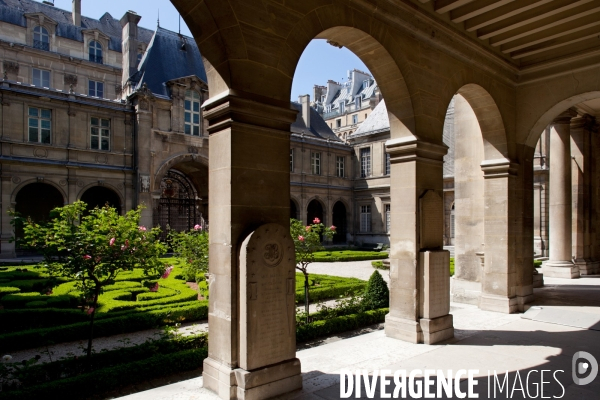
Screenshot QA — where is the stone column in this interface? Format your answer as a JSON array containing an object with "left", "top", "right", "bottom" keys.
[
  {"left": 201, "top": 92, "right": 300, "bottom": 399},
  {"left": 0, "top": 175, "right": 15, "bottom": 258},
  {"left": 479, "top": 159, "right": 522, "bottom": 313},
  {"left": 385, "top": 136, "right": 453, "bottom": 344},
  {"left": 543, "top": 110, "right": 579, "bottom": 278},
  {"left": 571, "top": 116, "right": 599, "bottom": 275},
  {"left": 134, "top": 99, "right": 153, "bottom": 228}
]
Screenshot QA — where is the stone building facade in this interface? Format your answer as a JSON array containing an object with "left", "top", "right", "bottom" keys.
[{"left": 0, "top": 0, "right": 209, "bottom": 256}]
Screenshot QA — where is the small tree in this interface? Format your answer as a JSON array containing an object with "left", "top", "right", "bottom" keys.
[
  {"left": 169, "top": 224, "right": 209, "bottom": 282},
  {"left": 291, "top": 218, "right": 335, "bottom": 321},
  {"left": 362, "top": 270, "right": 389, "bottom": 310},
  {"left": 17, "top": 201, "right": 168, "bottom": 360}
]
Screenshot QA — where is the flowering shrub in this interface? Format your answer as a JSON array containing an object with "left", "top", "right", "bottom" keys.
[
  {"left": 16, "top": 201, "right": 167, "bottom": 360},
  {"left": 169, "top": 225, "right": 208, "bottom": 282},
  {"left": 290, "top": 218, "right": 335, "bottom": 320}
]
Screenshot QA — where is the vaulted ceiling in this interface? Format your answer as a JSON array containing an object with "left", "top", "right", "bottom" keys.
[{"left": 414, "top": 0, "right": 600, "bottom": 67}]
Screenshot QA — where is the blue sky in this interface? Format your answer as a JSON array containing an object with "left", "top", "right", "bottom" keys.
[{"left": 53, "top": 0, "right": 371, "bottom": 101}]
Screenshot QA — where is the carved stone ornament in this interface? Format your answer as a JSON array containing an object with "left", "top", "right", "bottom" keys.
[
  {"left": 63, "top": 74, "right": 78, "bottom": 86},
  {"left": 263, "top": 243, "right": 284, "bottom": 267}
]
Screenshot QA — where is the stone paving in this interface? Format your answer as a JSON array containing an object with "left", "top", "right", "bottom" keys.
[{"left": 117, "top": 274, "right": 600, "bottom": 400}]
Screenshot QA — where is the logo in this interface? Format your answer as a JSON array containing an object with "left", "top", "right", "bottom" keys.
[
  {"left": 263, "top": 242, "right": 283, "bottom": 267},
  {"left": 572, "top": 351, "right": 598, "bottom": 385}
]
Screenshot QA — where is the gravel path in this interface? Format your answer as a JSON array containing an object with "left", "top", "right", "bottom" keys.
[{"left": 5, "top": 260, "right": 386, "bottom": 364}]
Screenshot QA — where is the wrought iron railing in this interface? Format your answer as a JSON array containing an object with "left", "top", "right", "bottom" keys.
[{"left": 33, "top": 40, "right": 49, "bottom": 51}]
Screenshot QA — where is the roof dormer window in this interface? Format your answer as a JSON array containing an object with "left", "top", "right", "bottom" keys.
[
  {"left": 89, "top": 40, "right": 103, "bottom": 64},
  {"left": 33, "top": 26, "right": 49, "bottom": 51}
]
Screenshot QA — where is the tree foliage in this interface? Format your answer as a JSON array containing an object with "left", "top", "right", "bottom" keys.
[
  {"left": 362, "top": 270, "right": 389, "bottom": 310},
  {"left": 169, "top": 224, "right": 208, "bottom": 282},
  {"left": 15, "top": 201, "right": 168, "bottom": 360}
]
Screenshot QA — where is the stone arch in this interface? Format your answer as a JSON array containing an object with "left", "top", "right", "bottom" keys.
[
  {"left": 290, "top": 196, "right": 300, "bottom": 220},
  {"left": 78, "top": 185, "right": 123, "bottom": 215},
  {"left": 332, "top": 201, "right": 348, "bottom": 244},
  {"left": 153, "top": 153, "right": 208, "bottom": 192},
  {"left": 525, "top": 91, "right": 600, "bottom": 148},
  {"left": 13, "top": 182, "right": 65, "bottom": 237},
  {"left": 454, "top": 84, "right": 509, "bottom": 161},
  {"left": 11, "top": 179, "right": 66, "bottom": 205},
  {"left": 306, "top": 197, "right": 326, "bottom": 226}
]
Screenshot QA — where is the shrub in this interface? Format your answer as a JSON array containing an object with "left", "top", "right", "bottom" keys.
[
  {"left": 296, "top": 308, "right": 388, "bottom": 342},
  {"left": 534, "top": 260, "right": 543, "bottom": 268},
  {"left": 362, "top": 270, "right": 389, "bottom": 310},
  {"left": 312, "top": 250, "right": 388, "bottom": 262},
  {"left": 0, "top": 287, "right": 20, "bottom": 298},
  {"left": 450, "top": 257, "right": 455, "bottom": 276},
  {"left": 371, "top": 260, "right": 389, "bottom": 270},
  {"left": 169, "top": 227, "right": 208, "bottom": 282}
]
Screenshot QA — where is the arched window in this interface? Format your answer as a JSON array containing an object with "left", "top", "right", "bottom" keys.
[
  {"left": 184, "top": 90, "right": 201, "bottom": 136},
  {"left": 33, "top": 26, "right": 49, "bottom": 51},
  {"left": 89, "top": 40, "right": 103, "bottom": 64}
]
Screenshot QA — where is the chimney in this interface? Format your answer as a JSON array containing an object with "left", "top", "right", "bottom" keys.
[
  {"left": 120, "top": 11, "right": 141, "bottom": 91},
  {"left": 71, "top": 0, "right": 81, "bottom": 26},
  {"left": 299, "top": 95, "right": 310, "bottom": 129}
]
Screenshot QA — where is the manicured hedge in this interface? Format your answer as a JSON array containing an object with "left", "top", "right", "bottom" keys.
[
  {"left": 0, "top": 286, "right": 20, "bottom": 298},
  {"left": 296, "top": 308, "right": 388, "bottom": 342},
  {"left": 312, "top": 251, "right": 389, "bottom": 262},
  {"left": 0, "top": 301, "right": 208, "bottom": 353},
  {"left": 296, "top": 283, "right": 367, "bottom": 304},
  {"left": 1, "top": 347, "right": 207, "bottom": 400}
]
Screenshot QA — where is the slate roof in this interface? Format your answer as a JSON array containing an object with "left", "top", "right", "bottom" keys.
[
  {"left": 133, "top": 27, "right": 207, "bottom": 97},
  {"left": 350, "top": 100, "right": 389, "bottom": 137},
  {"left": 0, "top": 0, "right": 154, "bottom": 51},
  {"left": 290, "top": 102, "right": 342, "bottom": 142}
]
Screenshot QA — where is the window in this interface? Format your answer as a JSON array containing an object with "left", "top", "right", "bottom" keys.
[
  {"left": 352, "top": 114, "right": 358, "bottom": 124},
  {"left": 360, "top": 205, "right": 371, "bottom": 233},
  {"left": 28, "top": 107, "right": 51, "bottom": 144},
  {"left": 355, "top": 97, "right": 361, "bottom": 108},
  {"left": 32, "top": 68, "right": 50, "bottom": 87},
  {"left": 385, "top": 152, "right": 391, "bottom": 175},
  {"left": 89, "top": 40, "right": 103, "bottom": 64},
  {"left": 336, "top": 119, "right": 341, "bottom": 128},
  {"left": 89, "top": 80, "right": 104, "bottom": 98},
  {"left": 33, "top": 26, "right": 49, "bottom": 51},
  {"left": 90, "top": 117, "right": 110, "bottom": 151},
  {"left": 360, "top": 147, "right": 371, "bottom": 178},
  {"left": 184, "top": 90, "right": 201, "bottom": 136},
  {"left": 336, "top": 156, "right": 345, "bottom": 178},
  {"left": 311, "top": 152, "right": 321, "bottom": 175},
  {"left": 290, "top": 148, "right": 294, "bottom": 172},
  {"left": 385, "top": 204, "right": 391, "bottom": 233}
]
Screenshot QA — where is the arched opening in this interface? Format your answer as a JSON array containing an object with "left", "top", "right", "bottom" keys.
[
  {"left": 89, "top": 40, "right": 103, "bottom": 64},
  {"left": 80, "top": 186, "right": 122, "bottom": 214},
  {"left": 155, "top": 169, "right": 205, "bottom": 240},
  {"left": 14, "top": 183, "right": 64, "bottom": 251},
  {"left": 332, "top": 201, "right": 347, "bottom": 244},
  {"left": 306, "top": 199, "right": 324, "bottom": 226},
  {"left": 290, "top": 199, "right": 298, "bottom": 220}
]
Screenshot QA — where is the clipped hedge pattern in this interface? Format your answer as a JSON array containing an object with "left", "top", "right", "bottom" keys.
[
  {"left": 312, "top": 251, "right": 389, "bottom": 262},
  {"left": 296, "top": 282, "right": 367, "bottom": 304},
  {"left": 0, "top": 301, "right": 208, "bottom": 353},
  {"left": 296, "top": 308, "right": 388, "bottom": 342}
]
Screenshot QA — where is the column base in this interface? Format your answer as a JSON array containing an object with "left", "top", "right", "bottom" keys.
[
  {"left": 542, "top": 261, "right": 580, "bottom": 279},
  {"left": 450, "top": 277, "right": 481, "bottom": 305},
  {"left": 479, "top": 293, "right": 518, "bottom": 313},
  {"left": 385, "top": 314, "right": 422, "bottom": 344},
  {"left": 203, "top": 358, "right": 302, "bottom": 400},
  {"left": 574, "top": 260, "right": 600, "bottom": 275},
  {"left": 533, "top": 273, "right": 544, "bottom": 288},
  {"left": 420, "top": 314, "right": 454, "bottom": 344}
]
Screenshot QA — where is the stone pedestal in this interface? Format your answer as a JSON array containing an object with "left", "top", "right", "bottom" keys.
[
  {"left": 543, "top": 111, "right": 579, "bottom": 279},
  {"left": 575, "top": 260, "right": 600, "bottom": 275},
  {"left": 533, "top": 272, "right": 544, "bottom": 288},
  {"left": 419, "top": 250, "right": 453, "bottom": 344}
]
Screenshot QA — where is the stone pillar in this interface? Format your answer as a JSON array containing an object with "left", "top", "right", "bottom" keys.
[
  {"left": 0, "top": 175, "right": 15, "bottom": 258},
  {"left": 479, "top": 159, "right": 521, "bottom": 313},
  {"left": 543, "top": 111, "right": 579, "bottom": 278},
  {"left": 533, "top": 128, "right": 549, "bottom": 258},
  {"left": 571, "top": 117, "right": 599, "bottom": 275},
  {"left": 134, "top": 99, "right": 153, "bottom": 228},
  {"left": 201, "top": 92, "right": 299, "bottom": 399},
  {"left": 385, "top": 136, "right": 453, "bottom": 344}
]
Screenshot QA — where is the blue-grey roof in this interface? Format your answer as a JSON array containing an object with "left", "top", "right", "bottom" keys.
[
  {"left": 133, "top": 27, "right": 207, "bottom": 97},
  {"left": 351, "top": 100, "right": 389, "bottom": 137},
  {"left": 291, "top": 102, "right": 341, "bottom": 142},
  {"left": 0, "top": 0, "right": 155, "bottom": 51}
]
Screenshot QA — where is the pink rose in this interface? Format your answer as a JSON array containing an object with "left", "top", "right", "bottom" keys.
[
  {"left": 313, "top": 218, "right": 321, "bottom": 224},
  {"left": 194, "top": 224, "right": 201, "bottom": 231},
  {"left": 305, "top": 226, "right": 311, "bottom": 232},
  {"left": 330, "top": 225, "right": 336, "bottom": 231},
  {"left": 161, "top": 266, "right": 174, "bottom": 279},
  {"left": 83, "top": 255, "right": 92, "bottom": 260},
  {"left": 298, "top": 235, "right": 305, "bottom": 242},
  {"left": 138, "top": 226, "right": 147, "bottom": 231},
  {"left": 149, "top": 283, "right": 159, "bottom": 292},
  {"left": 109, "top": 237, "right": 115, "bottom": 246},
  {"left": 87, "top": 307, "right": 95, "bottom": 315}
]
